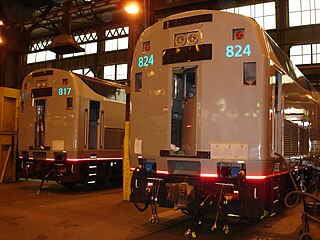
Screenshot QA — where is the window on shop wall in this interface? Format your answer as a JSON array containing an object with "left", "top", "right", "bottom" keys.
[
  {"left": 222, "top": 2, "right": 276, "bottom": 30},
  {"left": 116, "top": 64, "right": 128, "bottom": 80},
  {"left": 72, "top": 68, "right": 95, "bottom": 77},
  {"left": 26, "top": 31, "right": 98, "bottom": 63},
  {"left": 103, "top": 64, "right": 128, "bottom": 81},
  {"left": 289, "top": 0, "right": 320, "bottom": 27},
  {"left": 105, "top": 27, "right": 129, "bottom": 52},
  {"left": 63, "top": 32, "right": 98, "bottom": 58},
  {"left": 26, "top": 39, "right": 56, "bottom": 64},
  {"left": 290, "top": 43, "right": 320, "bottom": 65}
]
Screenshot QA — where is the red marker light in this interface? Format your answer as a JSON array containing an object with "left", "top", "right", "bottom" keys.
[
  {"left": 235, "top": 31, "right": 244, "bottom": 39},
  {"left": 233, "top": 28, "right": 245, "bottom": 40},
  {"left": 143, "top": 41, "right": 151, "bottom": 52}
]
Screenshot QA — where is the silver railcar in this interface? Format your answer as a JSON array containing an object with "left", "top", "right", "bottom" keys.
[
  {"left": 18, "top": 68, "right": 125, "bottom": 186},
  {"left": 129, "top": 10, "right": 320, "bottom": 223}
]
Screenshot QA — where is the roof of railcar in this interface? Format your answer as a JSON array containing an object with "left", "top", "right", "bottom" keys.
[
  {"left": 145, "top": 9, "right": 320, "bottom": 104},
  {"left": 25, "top": 68, "right": 126, "bottom": 100}
]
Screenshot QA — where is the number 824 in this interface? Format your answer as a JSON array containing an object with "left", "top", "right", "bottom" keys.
[{"left": 225, "top": 44, "right": 251, "bottom": 58}]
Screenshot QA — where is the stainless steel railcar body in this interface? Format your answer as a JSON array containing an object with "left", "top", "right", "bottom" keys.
[
  {"left": 129, "top": 10, "right": 320, "bottom": 220},
  {"left": 18, "top": 68, "right": 126, "bottom": 185}
]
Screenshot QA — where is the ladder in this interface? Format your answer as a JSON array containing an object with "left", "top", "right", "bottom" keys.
[
  {"left": 269, "top": 174, "right": 280, "bottom": 216},
  {"left": 87, "top": 161, "right": 98, "bottom": 184}
]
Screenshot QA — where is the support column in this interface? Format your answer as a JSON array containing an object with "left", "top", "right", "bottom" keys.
[{"left": 123, "top": 7, "right": 144, "bottom": 201}]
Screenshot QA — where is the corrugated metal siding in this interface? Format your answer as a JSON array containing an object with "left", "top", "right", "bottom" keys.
[{"left": 284, "top": 119, "right": 309, "bottom": 156}]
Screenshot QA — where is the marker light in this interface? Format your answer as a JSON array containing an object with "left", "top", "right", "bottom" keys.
[
  {"left": 233, "top": 28, "right": 245, "bottom": 40},
  {"left": 143, "top": 41, "right": 151, "bottom": 52}
]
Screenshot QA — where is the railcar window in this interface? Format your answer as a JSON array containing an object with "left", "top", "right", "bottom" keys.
[
  {"left": 67, "top": 98, "right": 73, "bottom": 110},
  {"left": 32, "top": 70, "right": 53, "bottom": 77},
  {"left": 31, "top": 87, "right": 52, "bottom": 98},
  {"left": 84, "top": 109, "right": 88, "bottom": 148},
  {"left": 243, "top": 62, "right": 256, "bottom": 86},
  {"left": 275, "top": 71, "right": 282, "bottom": 112},
  {"left": 135, "top": 73, "right": 142, "bottom": 92},
  {"left": 172, "top": 76, "right": 178, "bottom": 99},
  {"left": 162, "top": 44, "right": 212, "bottom": 65},
  {"left": 163, "top": 14, "right": 212, "bottom": 29},
  {"left": 186, "top": 72, "right": 196, "bottom": 98}
]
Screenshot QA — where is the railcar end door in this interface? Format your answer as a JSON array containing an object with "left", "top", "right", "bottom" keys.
[
  {"left": 34, "top": 100, "right": 46, "bottom": 149},
  {"left": 171, "top": 66, "right": 197, "bottom": 155},
  {"left": 88, "top": 100, "right": 100, "bottom": 149}
]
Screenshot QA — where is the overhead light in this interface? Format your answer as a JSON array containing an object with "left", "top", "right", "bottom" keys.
[
  {"left": 124, "top": 1, "right": 140, "bottom": 15},
  {"left": 0, "top": 20, "right": 3, "bottom": 26}
]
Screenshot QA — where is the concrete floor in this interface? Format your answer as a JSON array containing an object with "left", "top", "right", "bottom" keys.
[
  {"left": 0, "top": 180, "right": 319, "bottom": 240},
  {"left": 0, "top": 180, "right": 186, "bottom": 240}
]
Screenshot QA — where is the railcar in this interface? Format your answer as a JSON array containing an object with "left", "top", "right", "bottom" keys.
[
  {"left": 17, "top": 68, "right": 125, "bottom": 187},
  {"left": 129, "top": 10, "right": 320, "bottom": 225}
]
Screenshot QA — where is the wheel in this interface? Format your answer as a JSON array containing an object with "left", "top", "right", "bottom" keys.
[
  {"left": 284, "top": 191, "right": 300, "bottom": 208},
  {"left": 299, "top": 232, "right": 313, "bottom": 240}
]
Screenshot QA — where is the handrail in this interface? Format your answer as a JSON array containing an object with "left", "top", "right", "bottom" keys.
[{"left": 275, "top": 153, "right": 299, "bottom": 191}]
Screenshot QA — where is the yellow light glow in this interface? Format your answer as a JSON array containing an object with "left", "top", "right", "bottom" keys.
[
  {"left": 124, "top": 2, "right": 140, "bottom": 15},
  {"left": 0, "top": 20, "right": 3, "bottom": 26}
]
